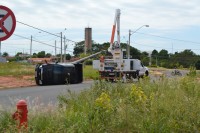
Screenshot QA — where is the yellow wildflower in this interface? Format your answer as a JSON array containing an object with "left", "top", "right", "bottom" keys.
[
  {"left": 95, "top": 92, "right": 112, "bottom": 110},
  {"left": 130, "top": 84, "right": 147, "bottom": 104}
]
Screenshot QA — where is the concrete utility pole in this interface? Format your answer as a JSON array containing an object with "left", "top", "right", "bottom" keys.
[
  {"left": 64, "top": 36, "right": 66, "bottom": 63},
  {"left": 30, "top": 35, "right": 32, "bottom": 57},
  {"left": 128, "top": 29, "right": 131, "bottom": 59},
  {"left": 55, "top": 40, "right": 56, "bottom": 56},
  {"left": 149, "top": 53, "right": 152, "bottom": 66},
  {"left": 60, "top": 32, "right": 63, "bottom": 63},
  {"left": 156, "top": 56, "right": 158, "bottom": 66}
]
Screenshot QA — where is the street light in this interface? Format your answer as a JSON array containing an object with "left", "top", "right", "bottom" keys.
[{"left": 127, "top": 25, "right": 149, "bottom": 59}]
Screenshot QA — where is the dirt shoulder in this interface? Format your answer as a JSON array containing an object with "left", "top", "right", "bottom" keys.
[{"left": 0, "top": 76, "right": 36, "bottom": 90}]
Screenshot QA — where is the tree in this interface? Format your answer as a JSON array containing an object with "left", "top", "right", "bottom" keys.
[
  {"left": 65, "top": 54, "right": 71, "bottom": 60},
  {"left": 2, "top": 52, "right": 9, "bottom": 57},
  {"left": 73, "top": 41, "right": 85, "bottom": 56},
  {"left": 15, "top": 52, "right": 22, "bottom": 57},
  {"left": 152, "top": 49, "right": 158, "bottom": 57},
  {"left": 159, "top": 49, "right": 169, "bottom": 60},
  {"left": 14, "top": 52, "right": 23, "bottom": 61},
  {"left": 140, "top": 51, "right": 149, "bottom": 66},
  {"left": 45, "top": 53, "right": 52, "bottom": 58},
  {"left": 130, "top": 46, "right": 141, "bottom": 59},
  {"left": 171, "top": 49, "right": 197, "bottom": 68},
  {"left": 195, "top": 60, "right": 200, "bottom": 70},
  {"left": 37, "top": 51, "right": 46, "bottom": 58},
  {"left": 32, "top": 53, "right": 37, "bottom": 58}
]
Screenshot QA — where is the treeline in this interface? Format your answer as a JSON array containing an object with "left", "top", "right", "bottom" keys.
[
  {"left": 73, "top": 41, "right": 200, "bottom": 69},
  {"left": 3, "top": 51, "right": 72, "bottom": 62},
  {"left": 3, "top": 40, "right": 200, "bottom": 69}
]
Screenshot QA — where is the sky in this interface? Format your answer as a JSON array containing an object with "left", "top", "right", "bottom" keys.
[{"left": 1, "top": 0, "right": 200, "bottom": 56}]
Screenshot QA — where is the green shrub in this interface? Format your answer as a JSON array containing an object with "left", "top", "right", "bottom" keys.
[
  {"left": 2, "top": 76, "right": 200, "bottom": 132},
  {"left": 187, "top": 66, "right": 196, "bottom": 77}
]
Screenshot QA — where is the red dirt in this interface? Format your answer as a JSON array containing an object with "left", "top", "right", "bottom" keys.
[{"left": 0, "top": 76, "right": 36, "bottom": 89}]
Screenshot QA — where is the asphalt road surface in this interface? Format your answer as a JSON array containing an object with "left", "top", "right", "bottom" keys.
[{"left": 0, "top": 81, "right": 94, "bottom": 110}]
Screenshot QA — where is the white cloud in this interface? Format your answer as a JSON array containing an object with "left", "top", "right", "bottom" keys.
[{"left": 1, "top": 0, "right": 200, "bottom": 55}]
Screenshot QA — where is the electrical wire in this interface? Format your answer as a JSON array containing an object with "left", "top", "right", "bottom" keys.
[
  {"left": 17, "top": 21, "right": 77, "bottom": 43},
  {"left": 136, "top": 32, "right": 200, "bottom": 45},
  {"left": 13, "top": 34, "right": 73, "bottom": 53}
]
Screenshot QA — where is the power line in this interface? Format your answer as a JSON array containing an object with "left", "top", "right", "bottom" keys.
[
  {"left": 136, "top": 32, "right": 200, "bottom": 45},
  {"left": 17, "top": 21, "right": 77, "bottom": 43},
  {"left": 132, "top": 41, "right": 200, "bottom": 51},
  {"left": 14, "top": 34, "right": 57, "bottom": 48},
  {"left": 13, "top": 34, "right": 73, "bottom": 53}
]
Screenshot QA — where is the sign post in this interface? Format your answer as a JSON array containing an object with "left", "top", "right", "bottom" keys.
[
  {"left": 0, "top": 5, "right": 16, "bottom": 41},
  {"left": 0, "top": 41, "right": 1, "bottom": 56}
]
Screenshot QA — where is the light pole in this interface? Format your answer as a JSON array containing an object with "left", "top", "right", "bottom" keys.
[
  {"left": 127, "top": 25, "right": 149, "bottom": 59},
  {"left": 60, "top": 32, "right": 62, "bottom": 62}
]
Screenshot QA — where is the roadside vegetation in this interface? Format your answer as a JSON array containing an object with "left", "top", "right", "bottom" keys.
[
  {"left": 83, "top": 65, "right": 99, "bottom": 80},
  {"left": 0, "top": 62, "right": 34, "bottom": 77},
  {"left": 1, "top": 67, "right": 200, "bottom": 132},
  {"left": 0, "top": 62, "right": 97, "bottom": 79}
]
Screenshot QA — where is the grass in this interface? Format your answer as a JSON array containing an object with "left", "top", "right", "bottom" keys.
[
  {"left": 0, "top": 63, "right": 97, "bottom": 80},
  {"left": 1, "top": 64, "right": 200, "bottom": 132},
  {"left": 0, "top": 62, "right": 35, "bottom": 77},
  {"left": 1, "top": 73, "right": 200, "bottom": 132},
  {"left": 83, "top": 65, "right": 99, "bottom": 80}
]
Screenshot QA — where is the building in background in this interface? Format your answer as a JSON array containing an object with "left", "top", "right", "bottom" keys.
[
  {"left": 84, "top": 27, "right": 92, "bottom": 54},
  {"left": 0, "top": 57, "right": 6, "bottom": 63}
]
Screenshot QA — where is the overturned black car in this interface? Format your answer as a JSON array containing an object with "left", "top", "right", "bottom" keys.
[
  {"left": 35, "top": 63, "right": 83, "bottom": 85},
  {"left": 34, "top": 51, "right": 104, "bottom": 85}
]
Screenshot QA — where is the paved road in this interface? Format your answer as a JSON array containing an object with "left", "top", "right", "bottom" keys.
[
  {"left": 0, "top": 81, "right": 94, "bottom": 110},
  {"left": 152, "top": 69, "right": 189, "bottom": 78}
]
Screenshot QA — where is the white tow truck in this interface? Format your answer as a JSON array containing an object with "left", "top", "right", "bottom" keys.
[{"left": 93, "top": 9, "right": 149, "bottom": 81}]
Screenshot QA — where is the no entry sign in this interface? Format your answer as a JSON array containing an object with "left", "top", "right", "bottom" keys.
[{"left": 0, "top": 5, "right": 16, "bottom": 41}]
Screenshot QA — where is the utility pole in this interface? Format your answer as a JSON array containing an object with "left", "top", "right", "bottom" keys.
[
  {"left": 156, "top": 56, "right": 158, "bottom": 67},
  {"left": 23, "top": 49, "right": 25, "bottom": 60},
  {"left": 60, "top": 32, "right": 63, "bottom": 63},
  {"left": 55, "top": 40, "right": 57, "bottom": 56},
  {"left": 64, "top": 35, "right": 66, "bottom": 63},
  {"left": 126, "top": 41, "right": 129, "bottom": 58},
  {"left": 128, "top": 30, "right": 131, "bottom": 59},
  {"left": 149, "top": 53, "right": 152, "bottom": 66},
  {"left": 30, "top": 35, "right": 32, "bottom": 58}
]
